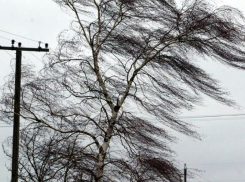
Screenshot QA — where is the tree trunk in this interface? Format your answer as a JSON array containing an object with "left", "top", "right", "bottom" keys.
[{"left": 95, "top": 112, "right": 117, "bottom": 182}]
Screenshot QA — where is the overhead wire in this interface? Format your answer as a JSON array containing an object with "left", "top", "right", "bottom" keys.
[
  {"left": 0, "top": 30, "right": 54, "bottom": 65},
  {"left": 192, "top": 173, "right": 213, "bottom": 182},
  {"left": 3, "top": 50, "right": 14, "bottom": 58},
  {"left": 0, "top": 34, "right": 47, "bottom": 65},
  {"left": 189, "top": 162, "right": 245, "bottom": 166},
  {"left": 180, "top": 113, "right": 245, "bottom": 120},
  {"left": 0, "top": 35, "right": 11, "bottom": 41},
  {"left": 0, "top": 29, "right": 44, "bottom": 44},
  {"left": 0, "top": 29, "right": 56, "bottom": 54},
  {"left": 189, "top": 180, "right": 245, "bottom": 182},
  {"left": 189, "top": 172, "right": 245, "bottom": 182},
  {"left": 28, "top": 51, "right": 43, "bottom": 64},
  {"left": 0, "top": 112, "right": 245, "bottom": 128}
]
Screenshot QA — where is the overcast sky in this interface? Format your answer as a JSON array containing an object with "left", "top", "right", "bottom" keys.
[{"left": 1, "top": 0, "right": 245, "bottom": 181}]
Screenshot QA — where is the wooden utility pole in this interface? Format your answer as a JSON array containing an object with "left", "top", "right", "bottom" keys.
[
  {"left": 184, "top": 163, "right": 187, "bottom": 182},
  {"left": 0, "top": 40, "right": 49, "bottom": 182}
]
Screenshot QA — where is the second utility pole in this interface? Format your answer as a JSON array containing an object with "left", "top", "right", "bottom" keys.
[
  {"left": 184, "top": 163, "right": 187, "bottom": 182},
  {"left": 0, "top": 40, "right": 49, "bottom": 182}
]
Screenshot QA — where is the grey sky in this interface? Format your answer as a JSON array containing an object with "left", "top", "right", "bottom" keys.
[{"left": 1, "top": 0, "right": 245, "bottom": 181}]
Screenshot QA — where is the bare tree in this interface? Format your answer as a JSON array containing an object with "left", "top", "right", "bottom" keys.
[
  {"left": 2, "top": 0, "right": 245, "bottom": 181},
  {"left": 3, "top": 125, "right": 93, "bottom": 182}
]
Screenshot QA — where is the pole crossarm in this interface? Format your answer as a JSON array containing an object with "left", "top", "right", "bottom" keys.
[{"left": 0, "top": 46, "right": 49, "bottom": 52}]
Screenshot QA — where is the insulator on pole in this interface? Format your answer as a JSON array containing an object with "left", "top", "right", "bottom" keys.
[{"left": 12, "top": 40, "right": 15, "bottom": 47}]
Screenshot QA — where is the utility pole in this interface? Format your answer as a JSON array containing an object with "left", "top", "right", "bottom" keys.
[
  {"left": 0, "top": 40, "right": 49, "bottom": 182},
  {"left": 184, "top": 163, "right": 187, "bottom": 182}
]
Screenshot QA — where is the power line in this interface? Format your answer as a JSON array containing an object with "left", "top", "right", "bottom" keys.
[
  {"left": 190, "top": 180, "right": 245, "bottom": 182},
  {"left": 0, "top": 35, "right": 11, "bottom": 41},
  {"left": 1, "top": 112, "right": 245, "bottom": 128},
  {"left": 189, "top": 162, "right": 245, "bottom": 166},
  {"left": 180, "top": 113, "right": 245, "bottom": 120},
  {"left": 190, "top": 172, "right": 245, "bottom": 182},
  {"left": 0, "top": 32, "right": 53, "bottom": 63},
  {"left": 28, "top": 51, "right": 43, "bottom": 63},
  {"left": 150, "top": 113, "right": 245, "bottom": 124},
  {"left": 195, "top": 174, "right": 212, "bottom": 182},
  {"left": 0, "top": 30, "right": 55, "bottom": 55},
  {"left": 0, "top": 35, "right": 46, "bottom": 63},
  {"left": 0, "top": 29, "right": 44, "bottom": 44},
  {"left": 4, "top": 50, "right": 14, "bottom": 58}
]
